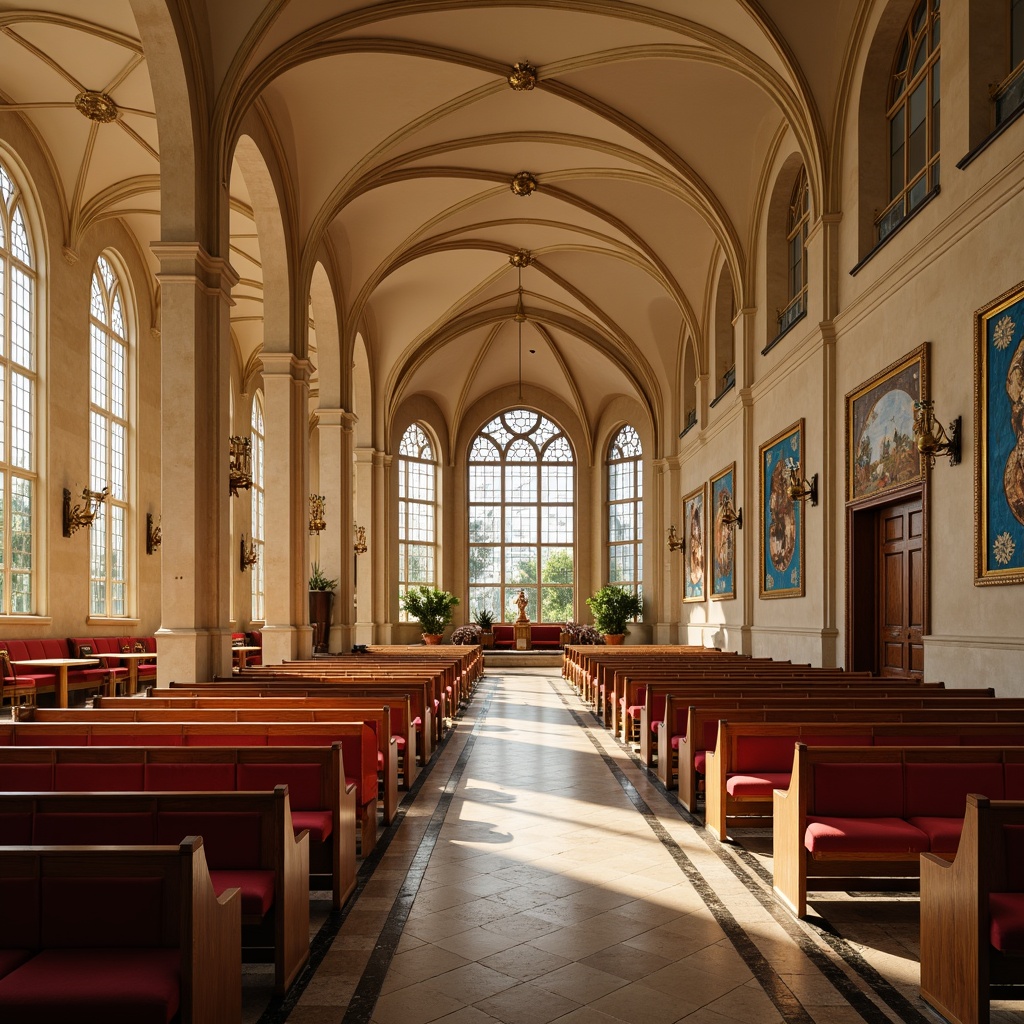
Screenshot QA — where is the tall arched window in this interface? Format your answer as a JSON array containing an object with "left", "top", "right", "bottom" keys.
[
  {"left": 607, "top": 425, "right": 643, "bottom": 600},
  {"left": 997, "top": 0, "right": 1024, "bottom": 123},
  {"left": 398, "top": 423, "right": 437, "bottom": 620},
  {"left": 250, "top": 394, "right": 265, "bottom": 621},
  {"left": 468, "top": 409, "right": 574, "bottom": 623},
  {"left": 0, "top": 160, "right": 36, "bottom": 614},
  {"left": 878, "top": 0, "right": 940, "bottom": 241},
  {"left": 779, "top": 168, "right": 808, "bottom": 335},
  {"left": 89, "top": 255, "right": 129, "bottom": 617}
]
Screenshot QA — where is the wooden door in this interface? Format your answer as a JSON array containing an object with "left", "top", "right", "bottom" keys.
[{"left": 878, "top": 498, "right": 924, "bottom": 677}]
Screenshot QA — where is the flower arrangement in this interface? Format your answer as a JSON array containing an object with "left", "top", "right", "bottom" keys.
[
  {"left": 451, "top": 624, "right": 482, "bottom": 645},
  {"left": 562, "top": 621, "right": 605, "bottom": 645}
]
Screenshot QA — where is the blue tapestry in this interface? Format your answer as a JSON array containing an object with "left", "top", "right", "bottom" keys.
[
  {"left": 984, "top": 293, "right": 1024, "bottom": 577},
  {"left": 711, "top": 468, "right": 736, "bottom": 599},
  {"left": 761, "top": 427, "right": 803, "bottom": 598}
]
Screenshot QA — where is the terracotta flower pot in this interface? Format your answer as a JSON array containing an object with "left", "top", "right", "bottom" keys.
[
  {"left": 603, "top": 633, "right": 626, "bottom": 645},
  {"left": 422, "top": 633, "right": 443, "bottom": 645}
]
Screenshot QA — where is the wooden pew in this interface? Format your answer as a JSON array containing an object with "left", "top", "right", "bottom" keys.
[
  {"left": 27, "top": 705, "right": 400, "bottom": 825},
  {"left": 0, "top": 719, "right": 380, "bottom": 858},
  {"left": 920, "top": 794, "right": 1024, "bottom": 1024},
  {"left": 0, "top": 785, "right": 309, "bottom": 995},
  {"left": 772, "top": 745, "right": 1024, "bottom": 918},
  {"left": 0, "top": 743, "right": 357, "bottom": 911},
  {"left": 0, "top": 837, "right": 241, "bottom": 1023},
  {"left": 705, "top": 718, "right": 1024, "bottom": 841},
  {"left": 99, "top": 693, "right": 418, "bottom": 788},
  {"left": 162, "top": 680, "right": 437, "bottom": 762},
  {"left": 657, "top": 693, "right": 1024, "bottom": 795}
]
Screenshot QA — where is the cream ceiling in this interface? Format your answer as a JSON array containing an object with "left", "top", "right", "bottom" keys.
[{"left": 0, "top": 0, "right": 861, "bottom": 452}]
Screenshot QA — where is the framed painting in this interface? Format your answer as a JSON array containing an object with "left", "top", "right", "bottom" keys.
[
  {"left": 710, "top": 463, "right": 737, "bottom": 601},
  {"left": 975, "top": 282, "right": 1024, "bottom": 585},
  {"left": 846, "top": 344, "right": 926, "bottom": 503},
  {"left": 759, "top": 420, "right": 805, "bottom": 599},
  {"left": 682, "top": 482, "right": 706, "bottom": 602}
]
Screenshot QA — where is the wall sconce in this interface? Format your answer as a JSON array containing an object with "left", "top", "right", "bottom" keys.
[
  {"left": 63, "top": 486, "right": 109, "bottom": 537},
  {"left": 720, "top": 495, "right": 743, "bottom": 530},
  {"left": 784, "top": 458, "right": 818, "bottom": 506},
  {"left": 354, "top": 525, "right": 367, "bottom": 555},
  {"left": 240, "top": 533, "right": 258, "bottom": 572},
  {"left": 309, "top": 494, "right": 326, "bottom": 535},
  {"left": 229, "top": 436, "right": 252, "bottom": 495},
  {"left": 146, "top": 513, "right": 162, "bottom": 554},
  {"left": 667, "top": 524, "right": 684, "bottom": 553},
  {"left": 913, "top": 399, "right": 962, "bottom": 468}
]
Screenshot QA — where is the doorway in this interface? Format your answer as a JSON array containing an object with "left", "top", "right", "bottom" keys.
[{"left": 847, "top": 491, "right": 927, "bottom": 678}]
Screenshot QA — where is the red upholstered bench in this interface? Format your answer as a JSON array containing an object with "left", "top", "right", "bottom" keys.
[
  {"left": 492, "top": 624, "right": 563, "bottom": 648},
  {"left": 921, "top": 794, "right": 1024, "bottom": 1024},
  {"left": 0, "top": 742, "right": 358, "bottom": 911},
  {"left": 773, "top": 744, "right": 1024, "bottom": 918},
  {"left": 0, "top": 786, "right": 309, "bottom": 995},
  {"left": 705, "top": 719, "right": 1024, "bottom": 841},
  {"left": 0, "top": 837, "right": 240, "bottom": 1024}
]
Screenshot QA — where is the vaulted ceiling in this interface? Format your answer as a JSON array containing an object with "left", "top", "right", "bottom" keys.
[{"left": 0, "top": 0, "right": 862, "bottom": 452}]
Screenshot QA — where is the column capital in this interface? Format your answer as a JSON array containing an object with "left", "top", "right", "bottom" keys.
[
  {"left": 260, "top": 351, "right": 314, "bottom": 381},
  {"left": 314, "top": 408, "right": 358, "bottom": 430},
  {"left": 150, "top": 242, "right": 239, "bottom": 294}
]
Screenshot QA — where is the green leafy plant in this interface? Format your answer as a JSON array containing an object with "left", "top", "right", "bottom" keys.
[
  {"left": 308, "top": 562, "right": 338, "bottom": 591},
  {"left": 585, "top": 585, "right": 643, "bottom": 636},
  {"left": 400, "top": 586, "right": 460, "bottom": 636},
  {"left": 474, "top": 608, "right": 495, "bottom": 631}
]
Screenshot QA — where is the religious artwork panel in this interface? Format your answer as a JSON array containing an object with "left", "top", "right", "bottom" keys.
[
  {"left": 759, "top": 420, "right": 805, "bottom": 599},
  {"left": 710, "top": 463, "right": 737, "bottom": 601},
  {"left": 683, "top": 483, "right": 706, "bottom": 603},
  {"left": 975, "top": 283, "right": 1024, "bottom": 584},
  {"left": 846, "top": 344, "right": 926, "bottom": 503}
]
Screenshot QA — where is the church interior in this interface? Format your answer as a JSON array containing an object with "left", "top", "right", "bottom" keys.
[{"left": 1, "top": 1, "right": 1024, "bottom": 1022}]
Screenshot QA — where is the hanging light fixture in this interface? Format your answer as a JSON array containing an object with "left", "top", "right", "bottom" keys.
[{"left": 509, "top": 250, "right": 533, "bottom": 401}]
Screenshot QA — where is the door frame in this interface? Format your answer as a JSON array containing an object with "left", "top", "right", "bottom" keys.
[{"left": 845, "top": 483, "right": 929, "bottom": 674}]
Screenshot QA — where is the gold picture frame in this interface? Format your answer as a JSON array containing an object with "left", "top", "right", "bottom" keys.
[
  {"left": 759, "top": 420, "right": 805, "bottom": 599},
  {"left": 682, "top": 482, "right": 706, "bottom": 603},
  {"left": 975, "top": 281, "right": 1024, "bottom": 585},
  {"left": 846, "top": 344, "right": 927, "bottom": 504}
]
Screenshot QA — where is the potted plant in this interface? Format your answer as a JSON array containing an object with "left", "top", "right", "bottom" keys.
[
  {"left": 585, "top": 585, "right": 643, "bottom": 645},
  {"left": 308, "top": 562, "right": 338, "bottom": 653},
  {"left": 474, "top": 608, "right": 495, "bottom": 648},
  {"left": 400, "top": 586, "right": 459, "bottom": 644}
]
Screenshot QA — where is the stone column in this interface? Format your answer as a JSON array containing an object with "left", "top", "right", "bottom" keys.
[
  {"left": 259, "top": 352, "right": 311, "bottom": 665},
  {"left": 353, "top": 446, "right": 375, "bottom": 644},
  {"left": 151, "top": 242, "right": 237, "bottom": 683},
  {"left": 315, "top": 408, "right": 356, "bottom": 652}
]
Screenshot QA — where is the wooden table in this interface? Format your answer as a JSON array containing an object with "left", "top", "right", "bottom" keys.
[
  {"left": 101, "top": 651, "right": 156, "bottom": 695},
  {"left": 12, "top": 658, "right": 99, "bottom": 709},
  {"left": 232, "top": 646, "right": 261, "bottom": 670}
]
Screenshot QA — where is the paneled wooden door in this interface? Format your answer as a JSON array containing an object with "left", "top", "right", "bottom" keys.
[{"left": 878, "top": 498, "right": 925, "bottom": 677}]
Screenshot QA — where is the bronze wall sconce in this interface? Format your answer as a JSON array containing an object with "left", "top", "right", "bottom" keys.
[
  {"left": 720, "top": 495, "right": 743, "bottom": 530},
  {"left": 913, "top": 399, "right": 962, "bottom": 468},
  {"left": 309, "top": 494, "right": 326, "bottom": 535},
  {"left": 667, "top": 524, "right": 684, "bottom": 553},
  {"left": 63, "top": 486, "right": 109, "bottom": 537},
  {"left": 229, "top": 436, "right": 252, "bottom": 495},
  {"left": 146, "top": 512, "right": 162, "bottom": 554},
  {"left": 785, "top": 459, "right": 818, "bottom": 505},
  {"left": 240, "top": 533, "right": 258, "bottom": 572}
]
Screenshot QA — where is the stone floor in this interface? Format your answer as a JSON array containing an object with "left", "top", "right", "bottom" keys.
[{"left": 244, "top": 667, "right": 1024, "bottom": 1024}]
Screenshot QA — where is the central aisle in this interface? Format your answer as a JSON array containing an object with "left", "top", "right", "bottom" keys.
[{"left": 279, "top": 669, "right": 934, "bottom": 1024}]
